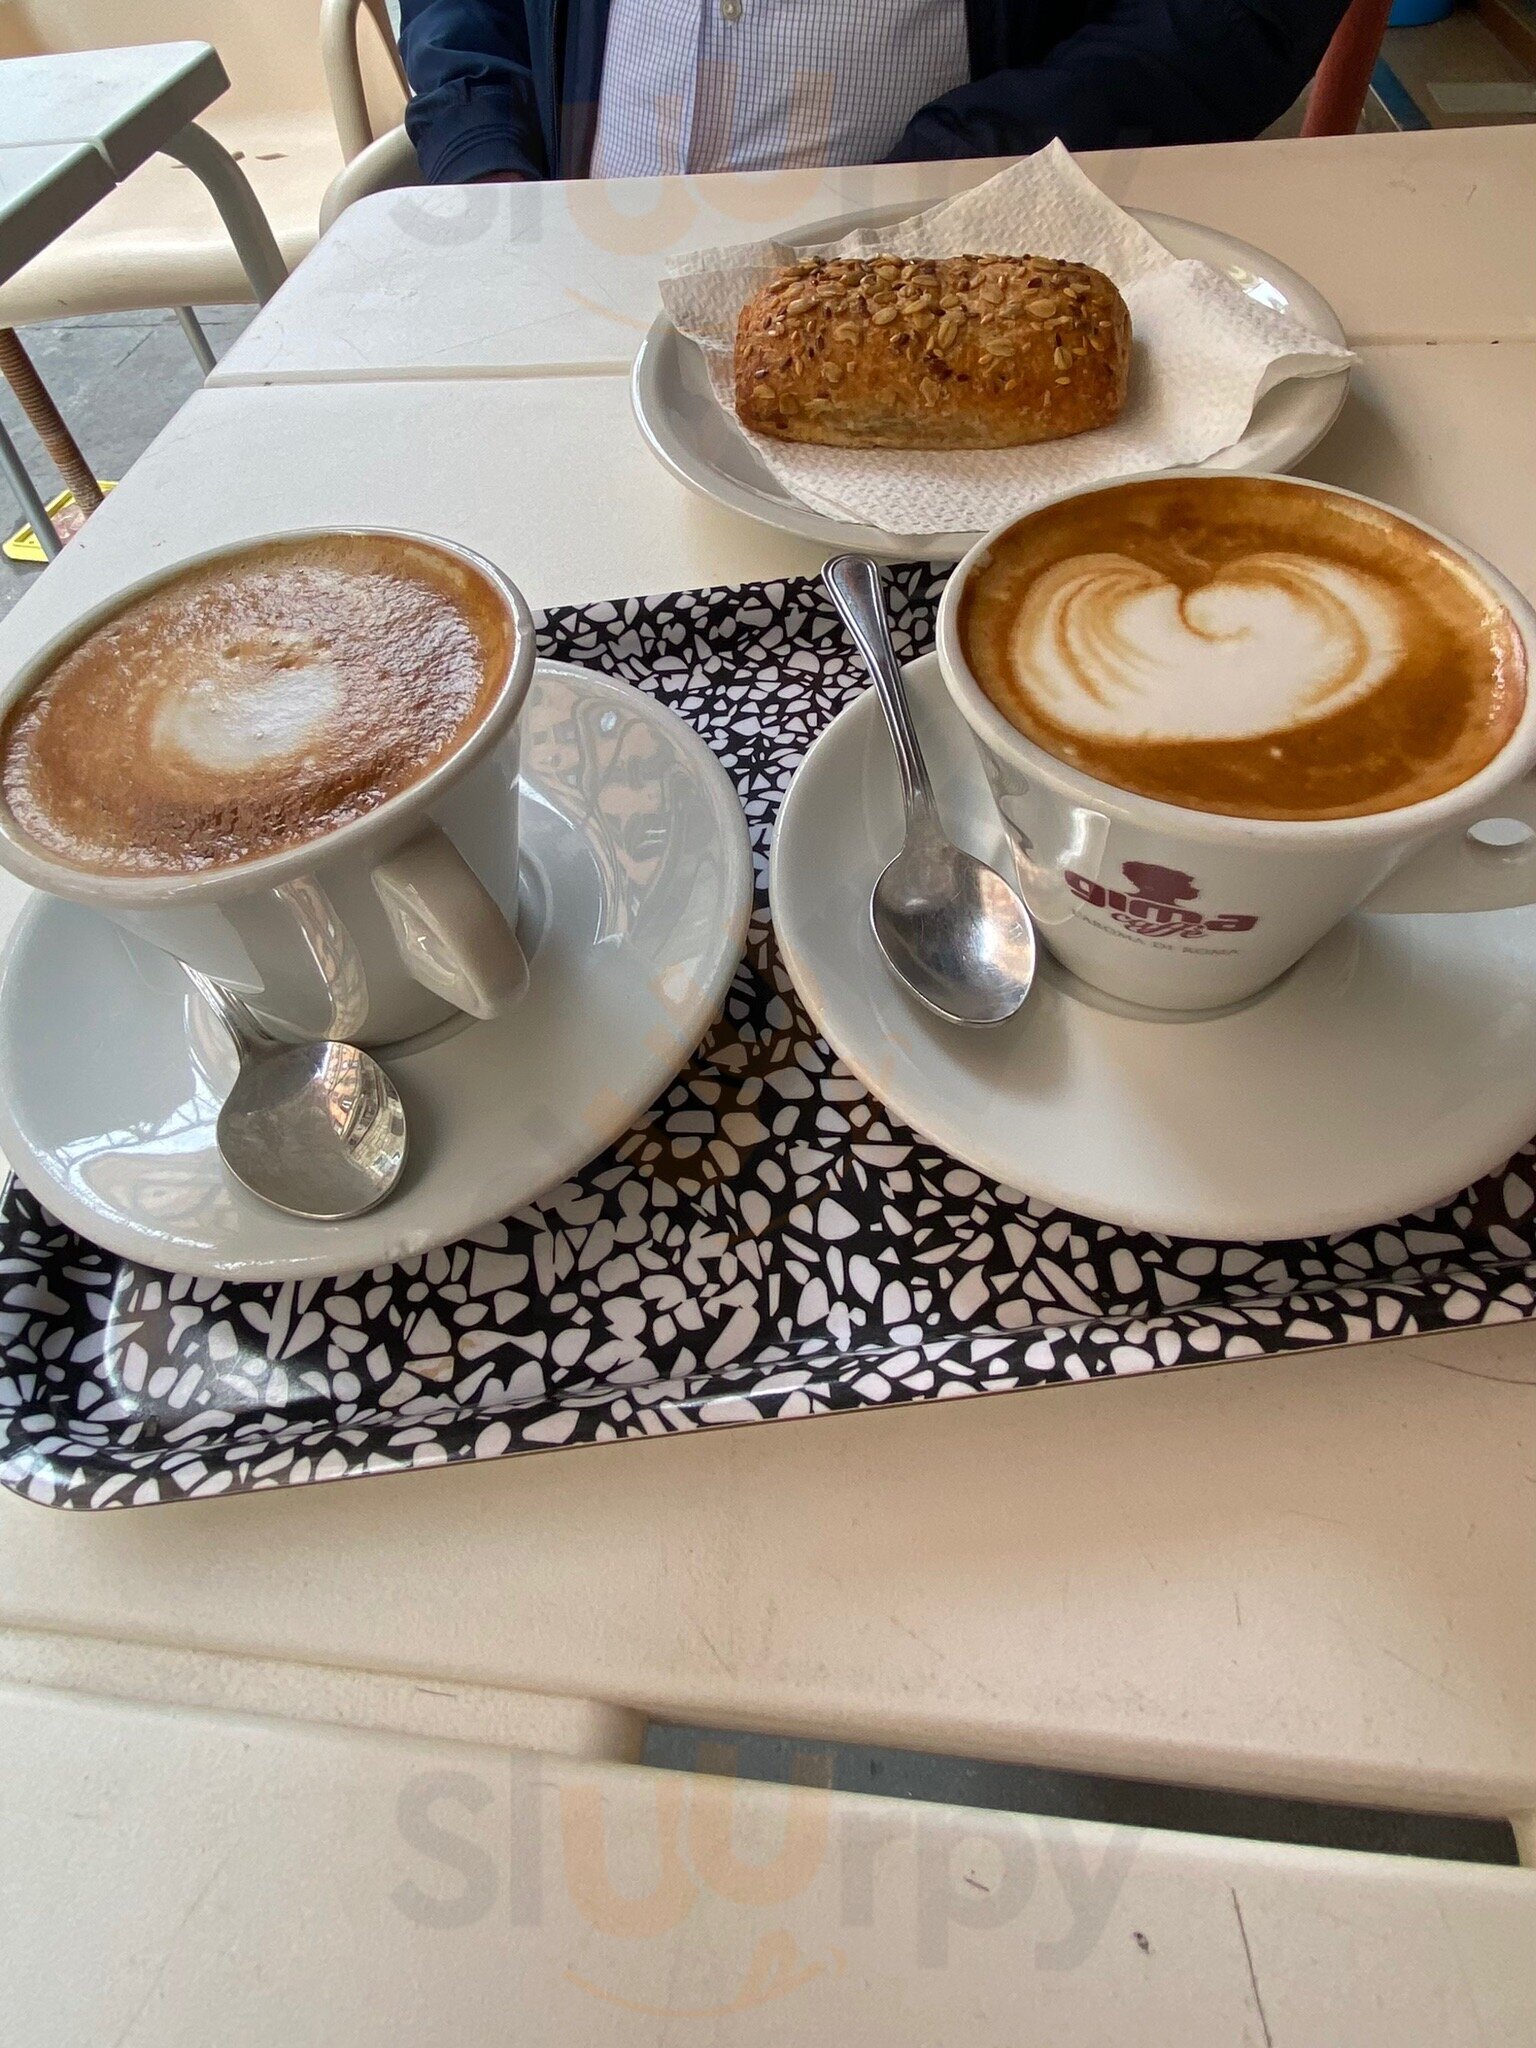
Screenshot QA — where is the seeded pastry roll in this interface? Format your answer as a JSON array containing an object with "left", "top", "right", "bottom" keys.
[{"left": 734, "top": 254, "right": 1132, "bottom": 451}]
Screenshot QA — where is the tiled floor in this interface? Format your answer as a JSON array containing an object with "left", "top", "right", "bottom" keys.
[
  {"left": 1383, "top": 6, "right": 1536, "bottom": 122},
  {"left": 0, "top": 304, "right": 254, "bottom": 619}
]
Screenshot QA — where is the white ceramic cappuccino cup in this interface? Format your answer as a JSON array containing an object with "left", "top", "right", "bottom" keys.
[
  {"left": 936, "top": 473, "right": 1536, "bottom": 1015},
  {"left": 0, "top": 528, "right": 536, "bottom": 1047}
]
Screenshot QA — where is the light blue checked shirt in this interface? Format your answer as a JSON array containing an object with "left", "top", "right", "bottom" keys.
[{"left": 590, "top": 0, "right": 971, "bottom": 177}]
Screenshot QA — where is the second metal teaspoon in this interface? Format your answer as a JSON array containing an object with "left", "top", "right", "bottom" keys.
[
  {"left": 822, "top": 553, "right": 1037, "bottom": 1026},
  {"left": 184, "top": 967, "right": 409, "bottom": 1220}
]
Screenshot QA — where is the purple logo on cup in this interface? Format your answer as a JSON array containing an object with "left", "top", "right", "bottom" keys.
[{"left": 1065, "top": 861, "right": 1259, "bottom": 938}]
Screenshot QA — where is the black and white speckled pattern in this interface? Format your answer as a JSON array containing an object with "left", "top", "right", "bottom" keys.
[{"left": 3, "top": 566, "right": 1535, "bottom": 1511}]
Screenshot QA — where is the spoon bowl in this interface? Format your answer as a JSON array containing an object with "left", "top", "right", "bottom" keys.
[
  {"left": 186, "top": 969, "right": 409, "bottom": 1220},
  {"left": 823, "top": 553, "right": 1037, "bottom": 1026},
  {"left": 872, "top": 839, "right": 1038, "bottom": 1026}
]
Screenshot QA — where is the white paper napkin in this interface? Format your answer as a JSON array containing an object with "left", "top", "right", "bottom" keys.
[{"left": 659, "top": 141, "right": 1353, "bottom": 538}]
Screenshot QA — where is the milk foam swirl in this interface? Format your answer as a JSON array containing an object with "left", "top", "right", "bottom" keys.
[
  {"left": 150, "top": 641, "right": 342, "bottom": 775},
  {"left": 1009, "top": 551, "right": 1408, "bottom": 744}
]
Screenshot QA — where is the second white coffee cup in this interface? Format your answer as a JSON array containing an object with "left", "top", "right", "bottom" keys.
[
  {"left": 936, "top": 472, "right": 1536, "bottom": 1015},
  {"left": 0, "top": 528, "right": 537, "bottom": 1048}
]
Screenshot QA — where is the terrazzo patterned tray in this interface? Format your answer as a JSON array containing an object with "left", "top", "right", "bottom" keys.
[{"left": 4, "top": 566, "right": 1536, "bottom": 1511}]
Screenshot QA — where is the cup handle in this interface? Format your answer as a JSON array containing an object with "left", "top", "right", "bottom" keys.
[
  {"left": 372, "top": 826, "right": 528, "bottom": 1020},
  {"left": 1364, "top": 774, "right": 1536, "bottom": 914}
]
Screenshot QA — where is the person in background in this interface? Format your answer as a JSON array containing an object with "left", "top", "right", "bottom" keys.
[{"left": 398, "top": 0, "right": 1353, "bottom": 187}]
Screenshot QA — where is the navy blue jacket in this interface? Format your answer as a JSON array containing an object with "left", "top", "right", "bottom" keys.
[{"left": 400, "top": 0, "right": 1348, "bottom": 184}]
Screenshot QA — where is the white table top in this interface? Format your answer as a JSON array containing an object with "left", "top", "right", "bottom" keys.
[
  {"left": 211, "top": 125, "right": 1536, "bottom": 391},
  {"left": 1, "top": 334, "right": 1534, "bottom": 1819},
  {"left": 4, "top": 1683, "right": 1533, "bottom": 2047},
  {"left": 0, "top": 42, "right": 224, "bottom": 179},
  {"left": 1, "top": 134, "right": 1535, "bottom": 1890},
  {"left": 0, "top": 139, "right": 116, "bottom": 283}
]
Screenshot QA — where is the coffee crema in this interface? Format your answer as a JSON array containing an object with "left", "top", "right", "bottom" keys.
[
  {"left": 958, "top": 477, "right": 1526, "bottom": 821},
  {"left": 1, "top": 533, "right": 513, "bottom": 876}
]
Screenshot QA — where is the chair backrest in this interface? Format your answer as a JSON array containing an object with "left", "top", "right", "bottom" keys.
[
  {"left": 0, "top": 0, "right": 404, "bottom": 137},
  {"left": 321, "top": 0, "right": 409, "bottom": 159}
]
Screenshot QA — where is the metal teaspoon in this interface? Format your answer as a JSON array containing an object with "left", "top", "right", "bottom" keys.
[{"left": 822, "top": 553, "right": 1037, "bottom": 1026}]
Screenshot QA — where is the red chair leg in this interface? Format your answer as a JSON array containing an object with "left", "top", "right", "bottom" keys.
[{"left": 1302, "top": 0, "right": 1397, "bottom": 135}]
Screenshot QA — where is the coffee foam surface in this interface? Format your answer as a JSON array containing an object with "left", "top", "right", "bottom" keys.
[
  {"left": 151, "top": 650, "right": 344, "bottom": 774},
  {"left": 2, "top": 534, "right": 512, "bottom": 877},
  {"left": 959, "top": 477, "right": 1526, "bottom": 823}
]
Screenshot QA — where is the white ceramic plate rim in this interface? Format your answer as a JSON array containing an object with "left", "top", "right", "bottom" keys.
[
  {"left": 0, "top": 662, "right": 753, "bottom": 1281},
  {"left": 632, "top": 205, "right": 1350, "bottom": 561}
]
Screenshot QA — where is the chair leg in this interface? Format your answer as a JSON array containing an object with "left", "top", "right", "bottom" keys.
[
  {"left": 175, "top": 306, "right": 218, "bottom": 376},
  {"left": 0, "top": 418, "right": 62, "bottom": 562},
  {"left": 1303, "top": 0, "right": 1397, "bottom": 135},
  {"left": 163, "top": 122, "right": 289, "bottom": 304},
  {"left": 0, "top": 330, "right": 103, "bottom": 520}
]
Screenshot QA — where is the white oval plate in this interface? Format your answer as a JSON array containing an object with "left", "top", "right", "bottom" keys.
[
  {"left": 0, "top": 664, "right": 752, "bottom": 1280},
  {"left": 632, "top": 206, "right": 1350, "bottom": 562}
]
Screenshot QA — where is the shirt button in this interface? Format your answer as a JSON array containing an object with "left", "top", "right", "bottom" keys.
[{"left": 719, "top": 0, "right": 742, "bottom": 18}]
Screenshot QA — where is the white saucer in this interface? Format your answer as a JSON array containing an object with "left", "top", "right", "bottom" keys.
[
  {"left": 770, "top": 656, "right": 1536, "bottom": 1242},
  {"left": 632, "top": 207, "right": 1349, "bottom": 562},
  {"left": 0, "top": 662, "right": 751, "bottom": 1280}
]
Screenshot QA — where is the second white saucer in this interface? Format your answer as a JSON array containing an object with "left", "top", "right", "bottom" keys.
[
  {"left": 0, "top": 662, "right": 752, "bottom": 1280},
  {"left": 770, "top": 655, "right": 1536, "bottom": 1242}
]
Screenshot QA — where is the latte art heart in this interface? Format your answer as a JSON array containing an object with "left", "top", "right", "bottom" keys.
[{"left": 1010, "top": 551, "right": 1408, "bottom": 743}]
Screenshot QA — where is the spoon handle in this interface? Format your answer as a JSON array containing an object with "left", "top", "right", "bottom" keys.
[
  {"left": 183, "top": 965, "right": 271, "bottom": 1062},
  {"left": 823, "top": 555, "right": 940, "bottom": 831}
]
